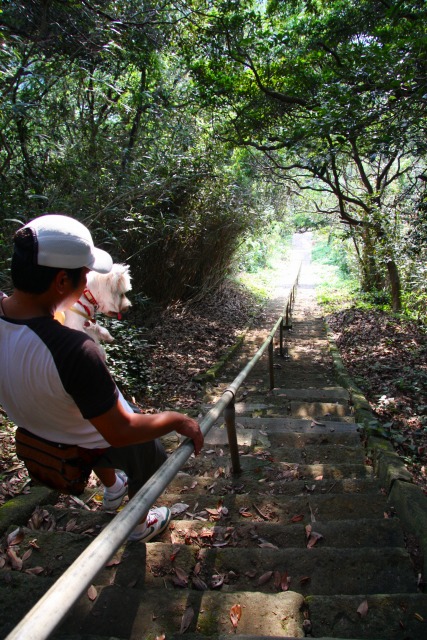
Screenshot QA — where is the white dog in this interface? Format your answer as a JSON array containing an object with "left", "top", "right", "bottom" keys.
[{"left": 63, "top": 264, "right": 132, "bottom": 346}]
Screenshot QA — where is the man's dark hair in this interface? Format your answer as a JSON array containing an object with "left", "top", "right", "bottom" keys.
[{"left": 11, "top": 227, "right": 84, "bottom": 293}]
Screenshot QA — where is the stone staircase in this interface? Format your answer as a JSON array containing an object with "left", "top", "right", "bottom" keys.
[{"left": 1, "top": 254, "right": 427, "bottom": 639}]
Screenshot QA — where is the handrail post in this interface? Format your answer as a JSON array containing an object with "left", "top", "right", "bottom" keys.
[
  {"left": 284, "top": 301, "right": 292, "bottom": 329},
  {"left": 268, "top": 340, "right": 274, "bottom": 390},
  {"left": 279, "top": 319, "right": 284, "bottom": 357},
  {"left": 223, "top": 395, "right": 241, "bottom": 475}
]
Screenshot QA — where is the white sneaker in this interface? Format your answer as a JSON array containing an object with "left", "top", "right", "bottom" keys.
[
  {"left": 128, "top": 506, "right": 171, "bottom": 542},
  {"left": 102, "top": 471, "right": 128, "bottom": 511}
]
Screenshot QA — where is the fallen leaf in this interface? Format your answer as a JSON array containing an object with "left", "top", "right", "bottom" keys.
[
  {"left": 170, "top": 545, "right": 181, "bottom": 562},
  {"left": 170, "top": 503, "right": 189, "bottom": 516},
  {"left": 7, "top": 527, "right": 24, "bottom": 547},
  {"left": 105, "top": 557, "right": 122, "bottom": 567},
  {"left": 211, "top": 574, "right": 225, "bottom": 589},
  {"left": 21, "top": 548, "right": 32, "bottom": 563},
  {"left": 257, "top": 570, "right": 273, "bottom": 585},
  {"left": 65, "top": 518, "right": 78, "bottom": 532},
  {"left": 414, "top": 613, "right": 424, "bottom": 622},
  {"left": 25, "top": 566, "right": 44, "bottom": 575},
  {"left": 180, "top": 606, "right": 194, "bottom": 633},
  {"left": 291, "top": 514, "right": 304, "bottom": 523},
  {"left": 192, "top": 575, "right": 208, "bottom": 590},
  {"left": 87, "top": 585, "right": 97, "bottom": 601},
  {"left": 258, "top": 542, "right": 279, "bottom": 549},
  {"left": 357, "top": 600, "right": 369, "bottom": 617},
  {"left": 307, "top": 531, "right": 323, "bottom": 548},
  {"left": 230, "top": 603, "right": 242, "bottom": 629},
  {"left": 28, "top": 539, "right": 40, "bottom": 549},
  {"left": 173, "top": 567, "right": 189, "bottom": 587},
  {"left": 281, "top": 571, "right": 290, "bottom": 591},
  {"left": 6, "top": 548, "right": 22, "bottom": 571}
]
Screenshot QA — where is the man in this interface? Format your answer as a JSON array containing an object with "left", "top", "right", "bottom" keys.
[{"left": 0, "top": 214, "right": 203, "bottom": 541}]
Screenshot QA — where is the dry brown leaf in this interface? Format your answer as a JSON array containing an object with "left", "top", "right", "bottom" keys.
[
  {"left": 170, "top": 545, "right": 181, "bottom": 562},
  {"left": 7, "top": 548, "right": 22, "bottom": 571},
  {"left": 173, "top": 567, "right": 188, "bottom": 587},
  {"left": 211, "top": 574, "right": 224, "bottom": 589},
  {"left": 357, "top": 599, "right": 369, "bottom": 617},
  {"left": 258, "top": 542, "right": 279, "bottom": 549},
  {"left": 7, "top": 527, "right": 25, "bottom": 547},
  {"left": 155, "top": 635, "right": 165, "bottom": 640},
  {"left": 257, "top": 570, "right": 273, "bottom": 585},
  {"left": 105, "top": 556, "right": 122, "bottom": 567},
  {"left": 180, "top": 606, "right": 194, "bottom": 633},
  {"left": 28, "top": 539, "right": 40, "bottom": 549},
  {"left": 230, "top": 604, "right": 242, "bottom": 629},
  {"left": 281, "top": 571, "right": 290, "bottom": 591},
  {"left": 65, "top": 518, "right": 78, "bottom": 532},
  {"left": 192, "top": 575, "right": 208, "bottom": 591},
  {"left": 21, "top": 548, "right": 32, "bottom": 563},
  {"left": 307, "top": 531, "right": 323, "bottom": 548},
  {"left": 291, "top": 514, "right": 304, "bottom": 523},
  {"left": 87, "top": 585, "right": 97, "bottom": 601},
  {"left": 25, "top": 566, "right": 44, "bottom": 575}
]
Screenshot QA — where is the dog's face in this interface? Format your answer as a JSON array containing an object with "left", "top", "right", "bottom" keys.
[{"left": 87, "top": 264, "right": 132, "bottom": 318}]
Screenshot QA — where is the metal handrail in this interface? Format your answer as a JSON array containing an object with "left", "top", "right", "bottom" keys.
[{"left": 5, "top": 262, "right": 301, "bottom": 640}]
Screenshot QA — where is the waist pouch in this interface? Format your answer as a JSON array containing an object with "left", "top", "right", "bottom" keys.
[{"left": 15, "top": 427, "right": 105, "bottom": 495}]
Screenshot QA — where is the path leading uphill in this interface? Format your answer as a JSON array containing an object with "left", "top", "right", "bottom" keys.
[{"left": 1, "top": 235, "right": 427, "bottom": 639}]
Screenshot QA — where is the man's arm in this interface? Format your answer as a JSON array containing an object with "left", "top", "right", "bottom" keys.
[{"left": 90, "top": 400, "right": 204, "bottom": 455}]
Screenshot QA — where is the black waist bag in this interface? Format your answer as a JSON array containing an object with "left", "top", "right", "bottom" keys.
[{"left": 15, "top": 427, "right": 103, "bottom": 495}]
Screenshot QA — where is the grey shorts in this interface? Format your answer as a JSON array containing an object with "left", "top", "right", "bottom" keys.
[{"left": 94, "top": 439, "right": 167, "bottom": 495}]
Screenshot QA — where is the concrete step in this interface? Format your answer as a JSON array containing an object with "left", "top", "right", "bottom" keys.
[
  {"left": 271, "top": 387, "right": 350, "bottom": 402},
  {"left": 307, "top": 593, "right": 427, "bottom": 639},
  {"left": 56, "top": 589, "right": 306, "bottom": 638},
  {"left": 166, "top": 472, "right": 381, "bottom": 497},
  {"left": 166, "top": 518, "right": 407, "bottom": 550},
  {"left": 52, "top": 587, "right": 427, "bottom": 639},
  {"left": 203, "top": 416, "right": 360, "bottom": 433},
  {"left": 158, "top": 492, "right": 391, "bottom": 523},
  {"left": 203, "top": 401, "right": 356, "bottom": 422}
]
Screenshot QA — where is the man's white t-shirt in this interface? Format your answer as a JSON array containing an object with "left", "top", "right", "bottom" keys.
[{"left": 0, "top": 293, "right": 132, "bottom": 449}]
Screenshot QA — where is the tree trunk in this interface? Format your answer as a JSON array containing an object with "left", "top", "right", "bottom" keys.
[
  {"left": 360, "top": 227, "right": 383, "bottom": 292},
  {"left": 387, "top": 259, "right": 402, "bottom": 312}
]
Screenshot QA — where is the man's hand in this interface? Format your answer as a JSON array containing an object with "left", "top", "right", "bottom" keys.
[{"left": 173, "top": 414, "right": 204, "bottom": 455}]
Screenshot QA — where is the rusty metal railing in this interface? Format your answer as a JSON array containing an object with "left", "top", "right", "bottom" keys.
[{"left": 5, "top": 262, "right": 301, "bottom": 640}]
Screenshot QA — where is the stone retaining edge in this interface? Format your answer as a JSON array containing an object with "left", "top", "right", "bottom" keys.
[{"left": 325, "top": 322, "right": 427, "bottom": 579}]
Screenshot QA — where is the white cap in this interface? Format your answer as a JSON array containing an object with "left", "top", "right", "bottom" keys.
[{"left": 23, "top": 214, "right": 113, "bottom": 274}]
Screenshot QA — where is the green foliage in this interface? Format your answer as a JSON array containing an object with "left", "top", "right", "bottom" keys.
[
  {"left": 102, "top": 319, "right": 151, "bottom": 399},
  {"left": 235, "top": 222, "right": 291, "bottom": 273}
]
